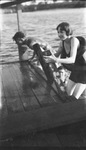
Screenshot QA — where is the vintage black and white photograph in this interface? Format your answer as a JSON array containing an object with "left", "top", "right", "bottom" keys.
[{"left": 0, "top": 0, "right": 86, "bottom": 149}]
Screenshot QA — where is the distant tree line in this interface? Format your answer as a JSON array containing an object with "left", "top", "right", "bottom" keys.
[{"left": 32, "top": 0, "right": 86, "bottom": 2}]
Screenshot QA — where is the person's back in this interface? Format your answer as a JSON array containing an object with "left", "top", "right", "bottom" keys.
[
  {"left": 23, "top": 36, "right": 52, "bottom": 52},
  {"left": 75, "top": 36, "right": 86, "bottom": 65}
]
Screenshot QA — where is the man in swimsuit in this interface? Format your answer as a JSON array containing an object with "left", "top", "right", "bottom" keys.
[
  {"left": 12, "top": 31, "right": 55, "bottom": 83},
  {"left": 12, "top": 31, "right": 52, "bottom": 62}
]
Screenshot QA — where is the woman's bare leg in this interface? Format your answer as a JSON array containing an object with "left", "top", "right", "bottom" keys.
[
  {"left": 73, "top": 83, "right": 86, "bottom": 99},
  {"left": 66, "top": 79, "right": 76, "bottom": 96}
]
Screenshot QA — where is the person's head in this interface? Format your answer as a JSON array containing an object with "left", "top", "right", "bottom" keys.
[
  {"left": 12, "top": 31, "right": 25, "bottom": 45},
  {"left": 56, "top": 22, "right": 73, "bottom": 40}
]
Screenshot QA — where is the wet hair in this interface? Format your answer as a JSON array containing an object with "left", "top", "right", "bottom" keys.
[
  {"left": 56, "top": 22, "right": 73, "bottom": 36},
  {"left": 12, "top": 31, "right": 25, "bottom": 41}
]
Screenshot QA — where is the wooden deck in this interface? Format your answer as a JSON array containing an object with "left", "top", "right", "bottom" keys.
[{"left": 0, "top": 61, "right": 86, "bottom": 141}]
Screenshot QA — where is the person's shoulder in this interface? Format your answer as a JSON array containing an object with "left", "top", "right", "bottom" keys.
[
  {"left": 26, "top": 37, "right": 44, "bottom": 43},
  {"left": 25, "top": 37, "right": 35, "bottom": 41},
  {"left": 24, "top": 37, "right": 36, "bottom": 44},
  {"left": 70, "top": 36, "right": 79, "bottom": 43},
  {"left": 71, "top": 36, "right": 85, "bottom": 42},
  {"left": 70, "top": 37, "right": 80, "bottom": 48},
  {"left": 70, "top": 36, "right": 77, "bottom": 40},
  {"left": 36, "top": 38, "right": 46, "bottom": 43}
]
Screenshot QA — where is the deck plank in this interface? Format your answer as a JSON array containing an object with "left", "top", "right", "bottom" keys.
[
  {"left": 6, "top": 97, "right": 25, "bottom": 113},
  {"left": 26, "top": 63, "right": 61, "bottom": 106},
  {"left": 0, "top": 132, "right": 61, "bottom": 147},
  {"left": 15, "top": 62, "right": 57, "bottom": 106},
  {"left": 28, "top": 62, "right": 64, "bottom": 104},
  {"left": 58, "top": 133, "right": 83, "bottom": 147},
  {"left": 2, "top": 65, "right": 20, "bottom": 97},
  {"left": 12, "top": 63, "right": 34, "bottom": 96},
  {"left": 0, "top": 96, "right": 8, "bottom": 119},
  {"left": 56, "top": 123, "right": 85, "bottom": 147},
  {"left": 2, "top": 64, "right": 24, "bottom": 113},
  {"left": 0, "top": 73, "right": 8, "bottom": 118},
  {"left": 20, "top": 96, "right": 40, "bottom": 111},
  {"left": 1, "top": 62, "right": 86, "bottom": 140},
  {"left": 13, "top": 62, "right": 49, "bottom": 96},
  {"left": 27, "top": 62, "right": 62, "bottom": 104},
  {"left": 10, "top": 63, "right": 40, "bottom": 111},
  {"left": 28, "top": 63, "right": 56, "bottom": 95},
  {"left": 0, "top": 98, "right": 86, "bottom": 140}
]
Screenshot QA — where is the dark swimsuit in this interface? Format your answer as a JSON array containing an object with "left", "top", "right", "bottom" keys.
[{"left": 61, "top": 36, "right": 86, "bottom": 84}]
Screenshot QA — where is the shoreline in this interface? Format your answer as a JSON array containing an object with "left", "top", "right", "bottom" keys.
[
  {"left": 2, "top": 1, "right": 86, "bottom": 14},
  {"left": 22, "top": 1, "right": 86, "bottom": 12}
]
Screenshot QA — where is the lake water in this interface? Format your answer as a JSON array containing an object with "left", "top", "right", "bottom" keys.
[{"left": 1, "top": 8, "right": 86, "bottom": 64}]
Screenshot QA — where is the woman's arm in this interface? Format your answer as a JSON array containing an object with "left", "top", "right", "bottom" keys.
[
  {"left": 44, "top": 37, "right": 79, "bottom": 64},
  {"left": 43, "top": 42, "right": 62, "bottom": 63}
]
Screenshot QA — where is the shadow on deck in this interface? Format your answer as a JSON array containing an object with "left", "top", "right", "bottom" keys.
[{"left": 0, "top": 61, "right": 86, "bottom": 141}]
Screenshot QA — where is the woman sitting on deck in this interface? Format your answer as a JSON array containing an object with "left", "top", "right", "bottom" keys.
[
  {"left": 12, "top": 31, "right": 52, "bottom": 62},
  {"left": 44, "top": 22, "right": 86, "bottom": 99}
]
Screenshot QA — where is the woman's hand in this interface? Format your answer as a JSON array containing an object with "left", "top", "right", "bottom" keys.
[{"left": 43, "top": 55, "right": 56, "bottom": 63}]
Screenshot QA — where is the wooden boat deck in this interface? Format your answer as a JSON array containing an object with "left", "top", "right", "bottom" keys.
[{"left": 0, "top": 61, "right": 86, "bottom": 141}]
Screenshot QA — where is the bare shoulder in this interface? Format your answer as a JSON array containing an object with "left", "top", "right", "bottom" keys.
[
  {"left": 71, "top": 36, "right": 79, "bottom": 42},
  {"left": 71, "top": 37, "right": 79, "bottom": 46}
]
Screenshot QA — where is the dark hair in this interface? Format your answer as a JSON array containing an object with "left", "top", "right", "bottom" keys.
[
  {"left": 56, "top": 22, "right": 73, "bottom": 36},
  {"left": 12, "top": 31, "right": 25, "bottom": 41}
]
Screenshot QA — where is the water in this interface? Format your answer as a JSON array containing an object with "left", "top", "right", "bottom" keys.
[{"left": 1, "top": 8, "right": 86, "bottom": 64}]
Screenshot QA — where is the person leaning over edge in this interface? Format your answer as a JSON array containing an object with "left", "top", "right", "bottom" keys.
[
  {"left": 12, "top": 31, "right": 52, "bottom": 62},
  {"left": 44, "top": 22, "right": 86, "bottom": 99}
]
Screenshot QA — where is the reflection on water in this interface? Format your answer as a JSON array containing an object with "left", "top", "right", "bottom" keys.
[{"left": 1, "top": 8, "right": 86, "bottom": 63}]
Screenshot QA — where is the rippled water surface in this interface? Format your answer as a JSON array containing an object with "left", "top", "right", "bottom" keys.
[{"left": 1, "top": 8, "right": 86, "bottom": 63}]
